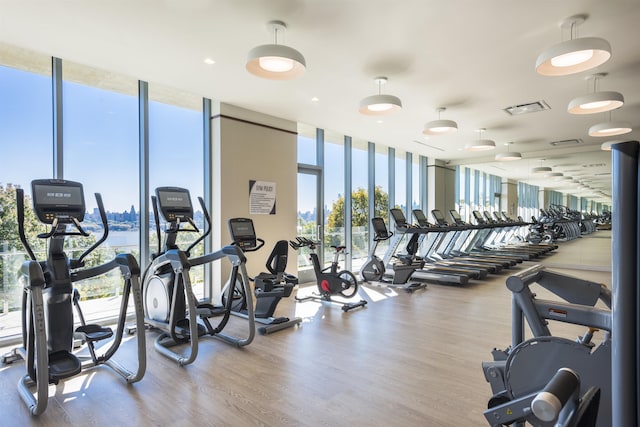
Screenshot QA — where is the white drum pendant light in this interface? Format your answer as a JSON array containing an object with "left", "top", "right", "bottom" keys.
[
  {"left": 423, "top": 107, "right": 458, "bottom": 135},
  {"left": 495, "top": 142, "right": 522, "bottom": 161},
  {"left": 359, "top": 77, "right": 402, "bottom": 115},
  {"left": 568, "top": 73, "right": 624, "bottom": 115},
  {"left": 588, "top": 111, "right": 632, "bottom": 137},
  {"left": 246, "top": 20, "right": 306, "bottom": 80},
  {"left": 465, "top": 128, "right": 496, "bottom": 151},
  {"left": 536, "top": 15, "right": 611, "bottom": 77}
]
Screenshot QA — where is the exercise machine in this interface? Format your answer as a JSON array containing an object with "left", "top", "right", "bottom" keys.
[
  {"left": 359, "top": 217, "right": 426, "bottom": 292},
  {"left": 141, "top": 187, "right": 255, "bottom": 366},
  {"left": 1, "top": 179, "right": 146, "bottom": 415},
  {"left": 290, "top": 237, "right": 367, "bottom": 311},
  {"left": 223, "top": 217, "right": 302, "bottom": 334},
  {"left": 482, "top": 265, "right": 611, "bottom": 426},
  {"left": 485, "top": 367, "right": 600, "bottom": 426}
]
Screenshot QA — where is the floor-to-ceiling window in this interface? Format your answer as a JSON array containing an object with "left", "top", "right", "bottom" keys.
[
  {"left": 0, "top": 47, "right": 52, "bottom": 339},
  {"left": 394, "top": 149, "right": 406, "bottom": 214},
  {"left": 63, "top": 61, "right": 139, "bottom": 319},
  {"left": 148, "top": 83, "right": 204, "bottom": 297},
  {"left": 323, "top": 131, "right": 345, "bottom": 268},
  {"left": 0, "top": 44, "right": 210, "bottom": 343},
  {"left": 351, "top": 138, "right": 369, "bottom": 270},
  {"left": 296, "top": 124, "right": 320, "bottom": 280}
]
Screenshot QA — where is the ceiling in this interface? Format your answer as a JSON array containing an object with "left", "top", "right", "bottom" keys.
[{"left": 1, "top": 0, "right": 639, "bottom": 204}]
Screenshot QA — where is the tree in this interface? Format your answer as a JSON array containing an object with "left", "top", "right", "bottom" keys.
[
  {"left": 327, "top": 186, "right": 389, "bottom": 228},
  {"left": 0, "top": 185, "right": 46, "bottom": 312}
]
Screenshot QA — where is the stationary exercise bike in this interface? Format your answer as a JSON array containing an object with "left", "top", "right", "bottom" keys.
[
  {"left": 221, "top": 217, "right": 302, "bottom": 334},
  {"left": 359, "top": 217, "right": 426, "bottom": 292},
  {"left": 290, "top": 237, "right": 367, "bottom": 312},
  {"left": 140, "top": 187, "right": 255, "bottom": 366},
  {"left": 1, "top": 179, "right": 146, "bottom": 416}
]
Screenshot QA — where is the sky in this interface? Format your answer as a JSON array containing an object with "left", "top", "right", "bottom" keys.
[{"left": 0, "top": 64, "right": 202, "bottom": 213}]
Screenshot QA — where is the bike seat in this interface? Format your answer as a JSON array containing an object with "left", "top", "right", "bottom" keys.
[{"left": 331, "top": 245, "right": 346, "bottom": 252}]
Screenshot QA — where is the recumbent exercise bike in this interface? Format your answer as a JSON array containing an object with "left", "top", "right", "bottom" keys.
[{"left": 221, "top": 217, "right": 302, "bottom": 334}]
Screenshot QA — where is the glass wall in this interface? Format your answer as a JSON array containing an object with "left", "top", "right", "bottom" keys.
[
  {"left": 148, "top": 83, "right": 204, "bottom": 297},
  {"left": 411, "top": 156, "right": 420, "bottom": 212},
  {"left": 394, "top": 149, "right": 406, "bottom": 213},
  {"left": 0, "top": 45, "right": 210, "bottom": 342},
  {"left": 323, "top": 131, "right": 345, "bottom": 267},
  {"left": 518, "top": 182, "right": 540, "bottom": 220},
  {"left": 351, "top": 139, "right": 369, "bottom": 269},
  {"left": 63, "top": 61, "right": 139, "bottom": 316},
  {"left": 0, "top": 48, "right": 52, "bottom": 337},
  {"left": 297, "top": 123, "right": 317, "bottom": 165}
]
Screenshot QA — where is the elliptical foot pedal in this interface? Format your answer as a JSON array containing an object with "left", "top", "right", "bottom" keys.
[
  {"left": 48, "top": 351, "right": 82, "bottom": 382},
  {"left": 76, "top": 324, "right": 113, "bottom": 342}
]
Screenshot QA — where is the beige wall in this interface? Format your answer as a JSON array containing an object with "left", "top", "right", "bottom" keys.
[
  {"left": 426, "top": 159, "right": 456, "bottom": 217},
  {"left": 211, "top": 103, "right": 298, "bottom": 295},
  {"left": 501, "top": 180, "right": 518, "bottom": 217}
]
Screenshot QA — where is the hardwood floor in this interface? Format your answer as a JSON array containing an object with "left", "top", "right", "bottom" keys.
[{"left": 0, "top": 232, "right": 612, "bottom": 426}]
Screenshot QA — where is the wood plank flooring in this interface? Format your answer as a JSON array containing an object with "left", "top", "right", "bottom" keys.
[{"left": 0, "top": 232, "right": 612, "bottom": 426}]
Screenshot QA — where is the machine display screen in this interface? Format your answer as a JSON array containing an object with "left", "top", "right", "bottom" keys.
[
  {"left": 450, "top": 210, "right": 461, "bottom": 221},
  {"left": 33, "top": 184, "right": 83, "bottom": 207},
  {"left": 157, "top": 190, "right": 192, "bottom": 209},
  {"left": 230, "top": 220, "right": 255, "bottom": 239},
  {"left": 432, "top": 210, "right": 445, "bottom": 222}
]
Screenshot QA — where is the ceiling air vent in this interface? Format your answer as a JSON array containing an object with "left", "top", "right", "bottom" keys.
[
  {"left": 550, "top": 138, "right": 583, "bottom": 147},
  {"left": 413, "top": 140, "right": 445, "bottom": 152},
  {"left": 504, "top": 101, "right": 551, "bottom": 115}
]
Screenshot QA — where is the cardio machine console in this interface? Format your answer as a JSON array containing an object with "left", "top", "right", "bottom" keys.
[
  {"left": 228, "top": 218, "right": 258, "bottom": 250},
  {"left": 155, "top": 187, "right": 194, "bottom": 222},
  {"left": 31, "top": 179, "right": 86, "bottom": 224}
]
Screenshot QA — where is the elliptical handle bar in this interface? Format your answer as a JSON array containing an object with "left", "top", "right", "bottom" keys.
[
  {"left": 151, "top": 195, "right": 162, "bottom": 258},
  {"left": 185, "top": 196, "right": 211, "bottom": 257},
  {"left": 16, "top": 188, "right": 37, "bottom": 261},
  {"left": 77, "top": 193, "right": 109, "bottom": 266}
]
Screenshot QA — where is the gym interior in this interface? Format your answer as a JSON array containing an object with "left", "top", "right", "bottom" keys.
[{"left": 1, "top": 2, "right": 639, "bottom": 426}]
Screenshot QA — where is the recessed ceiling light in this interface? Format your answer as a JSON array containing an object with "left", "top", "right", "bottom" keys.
[
  {"left": 203, "top": 58, "right": 216, "bottom": 65},
  {"left": 376, "top": 120, "right": 384, "bottom": 124},
  {"left": 311, "top": 97, "right": 319, "bottom": 102}
]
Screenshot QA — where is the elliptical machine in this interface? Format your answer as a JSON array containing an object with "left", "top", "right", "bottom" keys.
[
  {"left": 222, "top": 217, "right": 302, "bottom": 334},
  {"left": 289, "top": 237, "right": 367, "bottom": 312},
  {"left": 1, "top": 179, "right": 146, "bottom": 416},
  {"left": 141, "top": 187, "right": 255, "bottom": 366},
  {"left": 359, "top": 217, "right": 426, "bottom": 292}
]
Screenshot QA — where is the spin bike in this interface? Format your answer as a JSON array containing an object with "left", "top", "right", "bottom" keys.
[
  {"left": 290, "top": 237, "right": 367, "bottom": 312},
  {"left": 221, "top": 217, "right": 302, "bottom": 334},
  {"left": 140, "top": 187, "right": 255, "bottom": 366},
  {"left": 1, "top": 179, "right": 146, "bottom": 416},
  {"left": 359, "top": 217, "right": 426, "bottom": 292}
]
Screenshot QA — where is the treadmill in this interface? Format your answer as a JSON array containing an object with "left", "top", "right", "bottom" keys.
[
  {"left": 448, "top": 210, "right": 531, "bottom": 262},
  {"left": 380, "top": 208, "right": 476, "bottom": 285},
  {"left": 424, "top": 209, "right": 514, "bottom": 270}
]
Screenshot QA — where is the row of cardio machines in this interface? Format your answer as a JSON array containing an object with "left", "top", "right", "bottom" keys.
[
  {"left": 361, "top": 207, "right": 556, "bottom": 286},
  {"left": 2, "top": 179, "right": 300, "bottom": 416}
]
